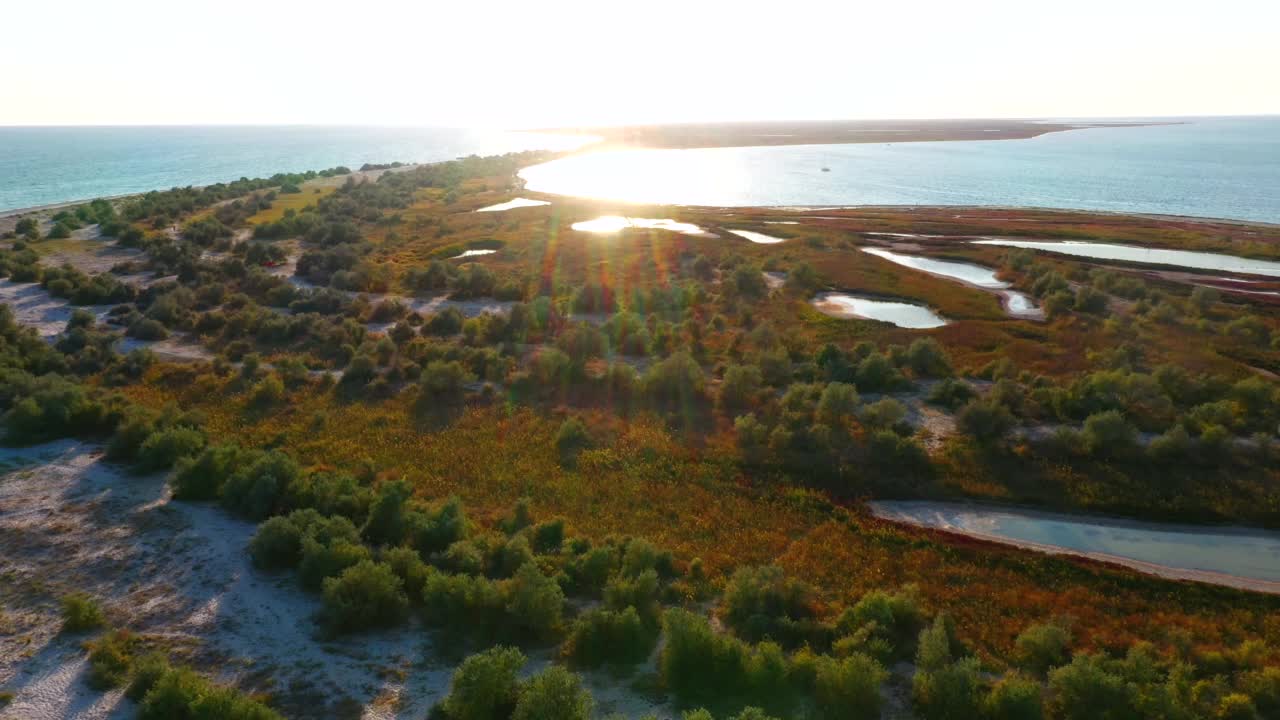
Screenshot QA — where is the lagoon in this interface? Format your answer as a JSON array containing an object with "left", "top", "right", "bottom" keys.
[
  {"left": 972, "top": 239, "right": 1280, "bottom": 277},
  {"left": 870, "top": 500, "right": 1280, "bottom": 592},
  {"left": 811, "top": 293, "right": 948, "bottom": 328}
]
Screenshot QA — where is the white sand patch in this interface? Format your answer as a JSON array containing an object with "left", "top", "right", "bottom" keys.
[
  {"left": 0, "top": 279, "right": 115, "bottom": 340},
  {"left": 450, "top": 249, "right": 497, "bottom": 259}
]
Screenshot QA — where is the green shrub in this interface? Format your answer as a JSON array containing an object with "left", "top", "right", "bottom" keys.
[
  {"left": 406, "top": 496, "right": 468, "bottom": 555},
  {"left": 171, "top": 443, "right": 245, "bottom": 501},
  {"left": 135, "top": 426, "right": 205, "bottom": 472},
  {"left": 837, "top": 586, "right": 924, "bottom": 655},
  {"left": 984, "top": 674, "right": 1044, "bottom": 720},
  {"left": 320, "top": 560, "right": 409, "bottom": 633},
  {"left": 87, "top": 629, "right": 137, "bottom": 689},
  {"left": 505, "top": 562, "right": 565, "bottom": 640},
  {"left": 442, "top": 646, "right": 526, "bottom": 720},
  {"left": 912, "top": 657, "right": 983, "bottom": 720},
  {"left": 723, "top": 565, "right": 818, "bottom": 647},
  {"left": 382, "top": 546, "right": 432, "bottom": 600},
  {"left": 126, "top": 652, "right": 171, "bottom": 701},
  {"left": 137, "top": 666, "right": 283, "bottom": 720},
  {"left": 565, "top": 606, "right": 655, "bottom": 667},
  {"left": 513, "top": 666, "right": 594, "bottom": 720},
  {"left": 62, "top": 592, "right": 105, "bottom": 632},
  {"left": 811, "top": 652, "right": 887, "bottom": 720},
  {"left": 555, "top": 417, "right": 592, "bottom": 466},
  {"left": 423, "top": 571, "right": 506, "bottom": 631},
  {"left": 531, "top": 518, "right": 565, "bottom": 553},
  {"left": 1015, "top": 621, "right": 1071, "bottom": 676},
  {"left": 221, "top": 450, "right": 300, "bottom": 520},
  {"left": 1046, "top": 654, "right": 1135, "bottom": 720},
  {"left": 298, "top": 538, "right": 371, "bottom": 592},
  {"left": 604, "top": 569, "right": 661, "bottom": 623},
  {"left": 250, "top": 516, "right": 306, "bottom": 570}
]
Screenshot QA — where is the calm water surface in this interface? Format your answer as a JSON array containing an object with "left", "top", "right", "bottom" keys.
[
  {"left": 811, "top": 293, "right": 948, "bottom": 328},
  {"left": 871, "top": 500, "right": 1280, "bottom": 586},
  {"left": 972, "top": 239, "right": 1280, "bottom": 277},
  {"left": 521, "top": 117, "right": 1280, "bottom": 223},
  {"left": 0, "top": 126, "right": 590, "bottom": 212},
  {"left": 863, "top": 248, "right": 1008, "bottom": 287}
]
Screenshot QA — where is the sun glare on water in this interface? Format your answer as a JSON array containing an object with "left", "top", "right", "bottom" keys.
[{"left": 570, "top": 215, "right": 713, "bottom": 236}]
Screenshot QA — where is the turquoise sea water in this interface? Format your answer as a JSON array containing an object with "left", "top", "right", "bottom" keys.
[
  {"left": 521, "top": 116, "right": 1280, "bottom": 223},
  {"left": 0, "top": 126, "right": 590, "bottom": 212}
]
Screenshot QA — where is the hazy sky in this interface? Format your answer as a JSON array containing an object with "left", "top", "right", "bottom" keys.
[{"left": 5, "top": 0, "right": 1278, "bottom": 127}]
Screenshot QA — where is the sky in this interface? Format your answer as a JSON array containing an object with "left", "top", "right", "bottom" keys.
[{"left": 5, "top": 0, "right": 1278, "bottom": 127}]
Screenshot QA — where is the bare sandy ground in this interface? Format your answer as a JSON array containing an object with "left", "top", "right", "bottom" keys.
[{"left": 0, "top": 443, "right": 673, "bottom": 720}]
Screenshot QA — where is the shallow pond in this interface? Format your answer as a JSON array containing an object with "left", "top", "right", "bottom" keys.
[
  {"left": 475, "top": 197, "right": 549, "bottom": 212},
  {"left": 727, "top": 229, "right": 787, "bottom": 244},
  {"left": 863, "top": 247, "right": 1008, "bottom": 288},
  {"left": 811, "top": 293, "right": 948, "bottom": 328},
  {"left": 972, "top": 239, "right": 1280, "bottom": 278},
  {"left": 571, "top": 216, "right": 714, "bottom": 237},
  {"left": 451, "top": 249, "right": 497, "bottom": 259},
  {"left": 871, "top": 500, "right": 1280, "bottom": 592}
]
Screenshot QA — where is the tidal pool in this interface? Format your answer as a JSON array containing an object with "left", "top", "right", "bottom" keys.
[
  {"left": 863, "top": 247, "right": 1008, "bottom": 288},
  {"left": 727, "top": 229, "right": 787, "bottom": 244},
  {"left": 475, "top": 198, "right": 550, "bottom": 212},
  {"left": 571, "top": 216, "right": 714, "bottom": 237},
  {"left": 972, "top": 239, "right": 1280, "bottom": 278},
  {"left": 870, "top": 500, "right": 1280, "bottom": 592},
  {"left": 811, "top": 293, "right": 948, "bottom": 328}
]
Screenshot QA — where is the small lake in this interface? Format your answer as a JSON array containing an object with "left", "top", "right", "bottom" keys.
[
  {"left": 727, "top": 229, "right": 787, "bottom": 244},
  {"left": 972, "top": 239, "right": 1280, "bottom": 278},
  {"left": 475, "top": 198, "right": 549, "bottom": 212},
  {"left": 871, "top": 500, "right": 1280, "bottom": 592},
  {"left": 811, "top": 293, "right": 948, "bottom": 328},
  {"left": 571, "top": 216, "right": 714, "bottom": 237},
  {"left": 863, "top": 248, "right": 1008, "bottom": 288}
]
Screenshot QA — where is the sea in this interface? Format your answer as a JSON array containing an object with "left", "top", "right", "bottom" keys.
[
  {"left": 0, "top": 126, "right": 591, "bottom": 213},
  {"left": 2, "top": 117, "right": 1278, "bottom": 223},
  {"left": 522, "top": 116, "right": 1280, "bottom": 224}
]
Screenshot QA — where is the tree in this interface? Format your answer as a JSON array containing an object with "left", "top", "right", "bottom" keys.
[
  {"left": 512, "top": 666, "right": 594, "bottom": 720},
  {"left": 442, "top": 646, "right": 526, "bottom": 720},
  {"left": 418, "top": 360, "right": 471, "bottom": 407}
]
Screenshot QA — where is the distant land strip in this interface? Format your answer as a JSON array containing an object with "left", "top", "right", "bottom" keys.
[{"left": 537, "top": 118, "right": 1172, "bottom": 150}]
